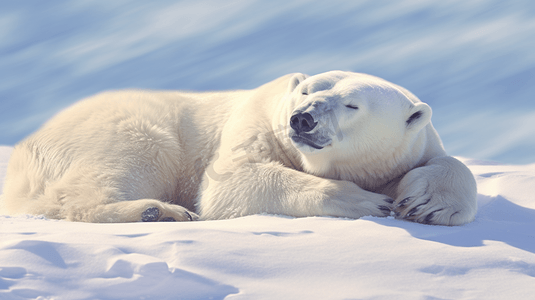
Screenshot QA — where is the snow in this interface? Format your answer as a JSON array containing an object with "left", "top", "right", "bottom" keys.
[{"left": 1, "top": 148, "right": 535, "bottom": 299}]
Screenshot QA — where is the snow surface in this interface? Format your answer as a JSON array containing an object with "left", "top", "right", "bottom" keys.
[
  {"left": 1, "top": 0, "right": 535, "bottom": 164},
  {"left": 1, "top": 146, "right": 535, "bottom": 300}
]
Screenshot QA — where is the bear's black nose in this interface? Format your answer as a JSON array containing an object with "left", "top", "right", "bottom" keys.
[{"left": 290, "top": 112, "right": 317, "bottom": 134}]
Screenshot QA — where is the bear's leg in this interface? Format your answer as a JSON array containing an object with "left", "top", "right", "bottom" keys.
[
  {"left": 198, "top": 161, "right": 394, "bottom": 220},
  {"left": 393, "top": 156, "right": 477, "bottom": 226},
  {"left": 84, "top": 199, "right": 199, "bottom": 223}
]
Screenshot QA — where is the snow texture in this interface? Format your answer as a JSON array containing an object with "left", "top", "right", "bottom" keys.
[
  {"left": 0, "top": 0, "right": 535, "bottom": 164},
  {"left": 1, "top": 146, "right": 535, "bottom": 299}
]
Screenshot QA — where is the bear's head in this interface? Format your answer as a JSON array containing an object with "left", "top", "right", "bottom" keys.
[{"left": 278, "top": 71, "right": 433, "bottom": 190}]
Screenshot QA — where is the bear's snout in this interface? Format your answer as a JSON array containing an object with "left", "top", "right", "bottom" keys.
[{"left": 290, "top": 112, "right": 317, "bottom": 134}]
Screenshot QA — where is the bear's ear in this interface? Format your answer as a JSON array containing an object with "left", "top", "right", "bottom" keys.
[
  {"left": 287, "top": 73, "right": 309, "bottom": 93},
  {"left": 406, "top": 102, "right": 432, "bottom": 132}
]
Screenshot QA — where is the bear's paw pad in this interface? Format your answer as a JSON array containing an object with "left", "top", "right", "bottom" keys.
[{"left": 141, "top": 207, "right": 160, "bottom": 222}]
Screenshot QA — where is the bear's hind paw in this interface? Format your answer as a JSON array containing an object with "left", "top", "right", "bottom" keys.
[{"left": 141, "top": 206, "right": 198, "bottom": 222}]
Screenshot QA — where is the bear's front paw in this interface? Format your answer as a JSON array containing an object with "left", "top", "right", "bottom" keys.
[
  {"left": 394, "top": 157, "right": 477, "bottom": 226},
  {"left": 324, "top": 181, "right": 395, "bottom": 219},
  {"left": 394, "top": 188, "right": 470, "bottom": 226},
  {"left": 328, "top": 196, "right": 393, "bottom": 219},
  {"left": 394, "top": 196, "right": 451, "bottom": 225}
]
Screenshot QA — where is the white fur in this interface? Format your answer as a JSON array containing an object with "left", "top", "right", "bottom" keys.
[{"left": 1, "top": 71, "right": 477, "bottom": 225}]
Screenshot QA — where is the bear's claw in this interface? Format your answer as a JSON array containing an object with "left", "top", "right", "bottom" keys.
[
  {"left": 397, "top": 197, "right": 411, "bottom": 208},
  {"left": 376, "top": 198, "right": 394, "bottom": 217},
  {"left": 384, "top": 198, "right": 394, "bottom": 204},
  {"left": 423, "top": 208, "right": 444, "bottom": 224},
  {"left": 378, "top": 205, "right": 391, "bottom": 212},
  {"left": 406, "top": 207, "right": 419, "bottom": 217},
  {"left": 184, "top": 210, "right": 193, "bottom": 221}
]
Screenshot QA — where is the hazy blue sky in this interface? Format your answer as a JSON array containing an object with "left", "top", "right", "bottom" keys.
[{"left": 1, "top": 0, "right": 534, "bottom": 163}]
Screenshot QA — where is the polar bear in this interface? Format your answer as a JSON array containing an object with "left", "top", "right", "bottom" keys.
[{"left": 1, "top": 71, "right": 477, "bottom": 225}]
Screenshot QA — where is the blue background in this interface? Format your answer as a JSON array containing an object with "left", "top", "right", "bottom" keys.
[{"left": 1, "top": 0, "right": 534, "bottom": 164}]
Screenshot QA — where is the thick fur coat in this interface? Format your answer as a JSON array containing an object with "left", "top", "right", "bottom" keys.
[{"left": 1, "top": 71, "right": 477, "bottom": 225}]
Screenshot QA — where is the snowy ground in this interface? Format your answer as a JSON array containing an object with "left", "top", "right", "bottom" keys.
[{"left": 1, "top": 146, "right": 535, "bottom": 299}]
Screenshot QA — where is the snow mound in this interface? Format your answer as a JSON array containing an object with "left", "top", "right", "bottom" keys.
[{"left": 1, "top": 147, "right": 534, "bottom": 299}]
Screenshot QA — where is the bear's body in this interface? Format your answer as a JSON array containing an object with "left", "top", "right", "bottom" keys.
[{"left": 1, "top": 71, "right": 477, "bottom": 225}]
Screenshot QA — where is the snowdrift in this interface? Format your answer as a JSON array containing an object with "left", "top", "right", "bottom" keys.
[{"left": 1, "top": 145, "right": 534, "bottom": 299}]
